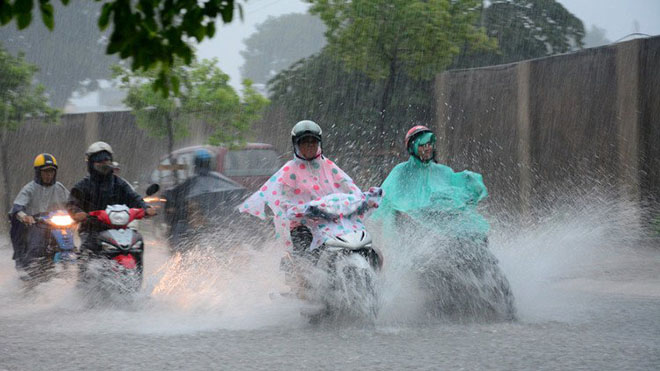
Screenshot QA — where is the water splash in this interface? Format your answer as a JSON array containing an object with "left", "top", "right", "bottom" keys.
[
  {"left": 0, "top": 195, "right": 654, "bottom": 335},
  {"left": 375, "top": 194, "right": 650, "bottom": 324}
]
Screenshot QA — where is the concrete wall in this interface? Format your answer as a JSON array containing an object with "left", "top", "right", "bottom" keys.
[
  {"left": 434, "top": 36, "right": 660, "bottom": 218},
  {"left": 0, "top": 111, "right": 212, "bottom": 217}
]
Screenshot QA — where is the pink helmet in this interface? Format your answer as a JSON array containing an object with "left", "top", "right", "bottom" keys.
[{"left": 404, "top": 125, "right": 433, "bottom": 154}]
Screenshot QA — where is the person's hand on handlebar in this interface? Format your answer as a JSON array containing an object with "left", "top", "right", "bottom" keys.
[
  {"left": 16, "top": 211, "right": 35, "bottom": 225},
  {"left": 145, "top": 206, "right": 157, "bottom": 217},
  {"left": 73, "top": 212, "right": 88, "bottom": 222}
]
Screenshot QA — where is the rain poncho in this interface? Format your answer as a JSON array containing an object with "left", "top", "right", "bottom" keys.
[
  {"left": 9, "top": 180, "right": 69, "bottom": 268},
  {"left": 239, "top": 155, "right": 381, "bottom": 250},
  {"left": 373, "top": 154, "right": 489, "bottom": 239}
]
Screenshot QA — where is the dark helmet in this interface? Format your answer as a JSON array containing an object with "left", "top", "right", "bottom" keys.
[
  {"left": 291, "top": 120, "right": 322, "bottom": 160},
  {"left": 33, "top": 153, "right": 58, "bottom": 185},
  {"left": 194, "top": 148, "right": 212, "bottom": 174}
]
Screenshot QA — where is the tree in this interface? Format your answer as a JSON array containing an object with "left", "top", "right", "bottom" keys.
[
  {"left": 0, "top": 0, "right": 244, "bottom": 97},
  {"left": 240, "top": 13, "right": 326, "bottom": 86},
  {"left": 267, "top": 49, "right": 435, "bottom": 185},
  {"left": 308, "top": 0, "right": 495, "bottom": 149},
  {"left": 0, "top": 43, "right": 58, "bottom": 213},
  {"left": 114, "top": 57, "right": 269, "bottom": 183},
  {"left": 0, "top": 1, "right": 117, "bottom": 107},
  {"left": 453, "top": 0, "right": 585, "bottom": 68}
]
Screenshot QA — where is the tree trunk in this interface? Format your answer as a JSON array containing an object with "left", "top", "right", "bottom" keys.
[
  {"left": 379, "top": 60, "right": 397, "bottom": 127},
  {"left": 166, "top": 115, "right": 179, "bottom": 186},
  {"left": 377, "top": 57, "right": 398, "bottom": 179},
  {"left": 1, "top": 128, "right": 12, "bottom": 221}
]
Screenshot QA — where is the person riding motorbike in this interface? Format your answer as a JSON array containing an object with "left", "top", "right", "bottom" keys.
[
  {"left": 373, "top": 125, "right": 489, "bottom": 238},
  {"left": 239, "top": 120, "right": 381, "bottom": 256},
  {"left": 8, "top": 153, "right": 69, "bottom": 275},
  {"left": 163, "top": 148, "right": 246, "bottom": 249},
  {"left": 374, "top": 125, "right": 515, "bottom": 320},
  {"left": 67, "top": 142, "right": 155, "bottom": 258}
]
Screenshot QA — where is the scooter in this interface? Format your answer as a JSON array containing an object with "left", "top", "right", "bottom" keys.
[
  {"left": 280, "top": 190, "right": 383, "bottom": 323},
  {"left": 19, "top": 211, "right": 77, "bottom": 283},
  {"left": 78, "top": 184, "right": 159, "bottom": 295},
  {"left": 396, "top": 210, "right": 516, "bottom": 321},
  {"left": 35, "top": 211, "right": 77, "bottom": 265}
]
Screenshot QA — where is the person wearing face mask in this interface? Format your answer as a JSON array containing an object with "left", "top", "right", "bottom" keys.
[
  {"left": 67, "top": 142, "right": 155, "bottom": 255},
  {"left": 373, "top": 125, "right": 489, "bottom": 239},
  {"left": 8, "top": 153, "right": 69, "bottom": 273}
]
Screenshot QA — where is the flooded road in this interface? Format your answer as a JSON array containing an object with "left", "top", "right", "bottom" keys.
[{"left": 0, "top": 203, "right": 658, "bottom": 370}]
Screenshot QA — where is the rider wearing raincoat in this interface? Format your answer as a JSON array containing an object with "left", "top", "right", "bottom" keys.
[
  {"left": 9, "top": 153, "right": 69, "bottom": 272},
  {"left": 373, "top": 125, "right": 489, "bottom": 240},
  {"left": 374, "top": 126, "right": 516, "bottom": 320},
  {"left": 239, "top": 120, "right": 381, "bottom": 254}
]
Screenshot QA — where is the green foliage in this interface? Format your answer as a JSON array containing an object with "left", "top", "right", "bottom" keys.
[
  {"left": 453, "top": 0, "right": 585, "bottom": 68},
  {"left": 0, "top": 43, "right": 58, "bottom": 130},
  {"left": 114, "top": 57, "right": 269, "bottom": 149},
  {"left": 269, "top": 50, "right": 432, "bottom": 126},
  {"left": 0, "top": 0, "right": 242, "bottom": 98},
  {"left": 209, "top": 79, "right": 270, "bottom": 145},
  {"left": 268, "top": 50, "right": 434, "bottom": 184},
  {"left": 240, "top": 13, "right": 326, "bottom": 85},
  {"left": 652, "top": 213, "right": 660, "bottom": 236},
  {"left": 308, "top": 0, "right": 495, "bottom": 81}
]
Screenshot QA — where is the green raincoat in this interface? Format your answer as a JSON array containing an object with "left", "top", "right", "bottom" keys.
[{"left": 374, "top": 144, "right": 489, "bottom": 239}]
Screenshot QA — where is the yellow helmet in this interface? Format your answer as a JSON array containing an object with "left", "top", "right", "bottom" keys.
[{"left": 33, "top": 153, "right": 58, "bottom": 170}]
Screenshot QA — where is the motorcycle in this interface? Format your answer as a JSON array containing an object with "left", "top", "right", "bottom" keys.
[
  {"left": 78, "top": 184, "right": 159, "bottom": 295},
  {"left": 19, "top": 211, "right": 77, "bottom": 283},
  {"left": 280, "top": 190, "right": 383, "bottom": 323},
  {"left": 396, "top": 210, "right": 516, "bottom": 321}
]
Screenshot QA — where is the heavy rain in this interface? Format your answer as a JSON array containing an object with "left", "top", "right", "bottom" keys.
[{"left": 0, "top": 0, "right": 659, "bottom": 369}]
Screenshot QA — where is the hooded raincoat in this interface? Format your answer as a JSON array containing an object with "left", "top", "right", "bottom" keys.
[
  {"left": 239, "top": 155, "right": 380, "bottom": 250},
  {"left": 9, "top": 175, "right": 68, "bottom": 268},
  {"left": 373, "top": 150, "right": 489, "bottom": 239}
]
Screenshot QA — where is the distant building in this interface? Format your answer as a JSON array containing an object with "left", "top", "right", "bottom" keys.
[{"left": 64, "top": 86, "right": 127, "bottom": 113}]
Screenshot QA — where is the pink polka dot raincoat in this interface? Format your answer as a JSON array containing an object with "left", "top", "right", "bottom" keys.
[{"left": 238, "top": 155, "right": 382, "bottom": 250}]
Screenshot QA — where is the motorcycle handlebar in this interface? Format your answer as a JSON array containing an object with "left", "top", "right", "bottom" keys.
[{"left": 31, "top": 213, "right": 75, "bottom": 228}]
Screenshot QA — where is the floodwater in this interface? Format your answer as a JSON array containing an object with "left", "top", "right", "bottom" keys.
[{"left": 0, "top": 201, "right": 658, "bottom": 370}]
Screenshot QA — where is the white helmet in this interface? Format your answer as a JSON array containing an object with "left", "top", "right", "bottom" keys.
[
  {"left": 86, "top": 141, "right": 114, "bottom": 158},
  {"left": 291, "top": 120, "right": 322, "bottom": 143},
  {"left": 291, "top": 120, "right": 322, "bottom": 160}
]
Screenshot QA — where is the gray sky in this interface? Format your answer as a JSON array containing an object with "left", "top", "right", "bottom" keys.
[
  {"left": 196, "top": 0, "right": 660, "bottom": 91},
  {"left": 559, "top": 0, "right": 660, "bottom": 40},
  {"left": 197, "top": 0, "right": 311, "bottom": 91}
]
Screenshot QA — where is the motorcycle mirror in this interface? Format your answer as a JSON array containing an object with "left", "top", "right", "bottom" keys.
[{"left": 146, "top": 184, "right": 160, "bottom": 196}]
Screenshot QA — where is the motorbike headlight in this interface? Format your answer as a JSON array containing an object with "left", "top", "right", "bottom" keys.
[
  {"left": 50, "top": 214, "right": 74, "bottom": 227},
  {"left": 101, "top": 241, "right": 118, "bottom": 251},
  {"left": 131, "top": 240, "right": 143, "bottom": 249}
]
